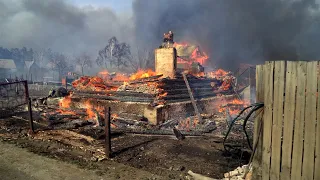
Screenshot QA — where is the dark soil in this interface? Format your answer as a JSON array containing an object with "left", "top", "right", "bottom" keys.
[{"left": 0, "top": 109, "right": 251, "bottom": 179}]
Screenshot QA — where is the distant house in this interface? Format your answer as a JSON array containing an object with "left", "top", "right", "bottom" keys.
[
  {"left": 175, "top": 44, "right": 199, "bottom": 59},
  {"left": 24, "top": 60, "right": 41, "bottom": 81},
  {"left": 25, "top": 60, "right": 40, "bottom": 72},
  {"left": 0, "top": 59, "right": 17, "bottom": 77}
]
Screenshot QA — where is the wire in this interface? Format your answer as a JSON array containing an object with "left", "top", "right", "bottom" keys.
[
  {"left": 223, "top": 103, "right": 264, "bottom": 152},
  {"left": 243, "top": 109, "right": 264, "bottom": 179},
  {"left": 242, "top": 105, "right": 264, "bottom": 150}
]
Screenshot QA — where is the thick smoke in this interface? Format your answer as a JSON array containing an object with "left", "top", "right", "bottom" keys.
[
  {"left": 2, "top": 0, "right": 320, "bottom": 70},
  {"left": 133, "top": 0, "right": 320, "bottom": 70},
  {"left": 0, "top": 0, "right": 133, "bottom": 56}
]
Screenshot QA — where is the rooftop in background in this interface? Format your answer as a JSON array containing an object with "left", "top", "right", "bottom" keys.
[
  {"left": 174, "top": 44, "right": 198, "bottom": 58},
  {"left": 0, "top": 59, "right": 17, "bottom": 69}
]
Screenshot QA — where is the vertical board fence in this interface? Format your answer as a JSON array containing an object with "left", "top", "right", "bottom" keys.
[{"left": 252, "top": 61, "right": 320, "bottom": 180}]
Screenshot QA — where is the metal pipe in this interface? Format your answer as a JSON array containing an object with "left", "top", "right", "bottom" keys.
[{"left": 104, "top": 107, "right": 111, "bottom": 158}]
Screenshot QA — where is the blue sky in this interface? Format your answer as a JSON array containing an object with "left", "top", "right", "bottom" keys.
[{"left": 70, "top": 0, "right": 133, "bottom": 12}]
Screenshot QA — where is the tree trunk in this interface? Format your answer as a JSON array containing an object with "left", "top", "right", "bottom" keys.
[
  {"left": 58, "top": 68, "right": 61, "bottom": 81},
  {"left": 81, "top": 66, "right": 84, "bottom": 76}
]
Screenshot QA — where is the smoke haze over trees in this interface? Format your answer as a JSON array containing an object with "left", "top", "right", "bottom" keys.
[
  {"left": 0, "top": 0, "right": 133, "bottom": 56},
  {"left": 1, "top": 0, "right": 320, "bottom": 70}
]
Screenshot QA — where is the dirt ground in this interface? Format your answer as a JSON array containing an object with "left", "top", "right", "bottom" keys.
[
  {"left": 0, "top": 140, "right": 159, "bottom": 180},
  {"left": 0, "top": 111, "right": 251, "bottom": 180}
]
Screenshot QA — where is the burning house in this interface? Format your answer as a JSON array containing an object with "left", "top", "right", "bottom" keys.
[{"left": 52, "top": 33, "right": 247, "bottom": 133}]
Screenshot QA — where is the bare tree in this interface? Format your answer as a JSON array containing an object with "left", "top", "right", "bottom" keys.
[
  {"left": 50, "top": 53, "right": 70, "bottom": 80},
  {"left": 34, "top": 48, "right": 54, "bottom": 68},
  {"left": 96, "top": 36, "right": 131, "bottom": 70},
  {"left": 128, "top": 47, "right": 154, "bottom": 72},
  {"left": 76, "top": 53, "right": 92, "bottom": 75}
]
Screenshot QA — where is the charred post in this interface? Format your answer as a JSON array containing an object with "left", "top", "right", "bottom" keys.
[
  {"left": 23, "top": 81, "right": 34, "bottom": 133},
  {"left": 104, "top": 107, "right": 112, "bottom": 158},
  {"left": 28, "top": 97, "right": 34, "bottom": 133}
]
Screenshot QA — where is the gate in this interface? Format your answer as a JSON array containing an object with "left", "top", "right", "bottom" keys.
[{"left": 0, "top": 80, "right": 34, "bottom": 132}]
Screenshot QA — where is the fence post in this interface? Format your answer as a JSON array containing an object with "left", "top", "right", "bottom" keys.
[
  {"left": 104, "top": 107, "right": 111, "bottom": 158},
  {"left": 24, "top": 81, "right": 34, "bottom": 133},
  {"left": 28, "top": 98, "right": 34, "bottom": 133}
]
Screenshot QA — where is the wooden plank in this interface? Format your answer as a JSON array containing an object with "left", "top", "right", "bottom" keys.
[
  {"left": 262, "top": 61, "right": 275, "bottom": 180},
  {"left": 182, "top": 73, "right": 203, "bottom": 124},
  {"left": 270, "top": 61, "right": 285, "bottom": 180},
  {"left": 280, "top": 61, "right": 297, "bottom": 180},
  {"left": 291, "top": 61, "right": 307, "bottom": 180},
  {"left": 302, "top": 61, "right": 317, "bottom": 180},
  {"left": 252, "top": 65, "right": 264, "bottom": 180},
  {"left": 315, "top": 61, "right": 320, "bottom": 180}
]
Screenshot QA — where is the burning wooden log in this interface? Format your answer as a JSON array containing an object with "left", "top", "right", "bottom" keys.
[{"left": 127, "top": 74, "right": 163, "bottom": 84}]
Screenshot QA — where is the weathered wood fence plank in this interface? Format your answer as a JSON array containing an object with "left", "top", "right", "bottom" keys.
[
  {"left": 252, "top": 61, "right": 319, "bottom": 180},
  {"left": 302, "top": 61, "right": 317, "bottom": 180},
  {"left": 253, "top": 65, "right": 264, "bottom": 180},
  {"left": 315, "top": 61, "right": 320, "bottom": 180},
  {"left": 281, "top": 62, "right": 297, "bottom": 180},
  {"left": 262, "top": 61, "right": 275, "bottom": 180},
  {"left": 270, "top": 61, "right": 285, "bottom": 180},
  {"left": 291, "top": 61, "right": 307, "bottom": 180}
]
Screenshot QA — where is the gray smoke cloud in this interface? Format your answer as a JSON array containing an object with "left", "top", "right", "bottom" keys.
[
  {"left": 1, "top": 0, "right": 320, "bottom": 71},
  {"left": 0, "top": 0, "right": 133, "bottom": 56},
  {"left": 133, "top": 0, "right": 320, "bottom": 70}
]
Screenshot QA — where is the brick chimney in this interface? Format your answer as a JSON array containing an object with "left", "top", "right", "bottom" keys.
[{"left": 154, "top": 47, "right": 177, "bottom": 79}]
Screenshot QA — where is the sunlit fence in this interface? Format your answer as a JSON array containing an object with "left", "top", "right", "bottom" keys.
[{"left": 253, "top": 61, "right": 320, "bottom": 180}]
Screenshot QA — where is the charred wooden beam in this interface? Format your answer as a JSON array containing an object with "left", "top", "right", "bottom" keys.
[
  {"left": 73, "top": 91, "right": 156, "bottom": 98},
  {"left": 71, "top": 94, "right": 154, "bottom": 102},
  {"left": 111, "top": 128, "right": 205, "bottom": 136},
  {"left": 182, "top": 73, "right": 203, "bottom": 124},
  {"left": 159, "top": 84, "right": 213, "bottom": 90},
  {"left": 160, "top": 78, "right": 217, "bottom": 84}
]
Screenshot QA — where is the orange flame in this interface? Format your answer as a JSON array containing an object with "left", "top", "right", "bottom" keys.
[
  {"left": 207, "top": 69, "right": 229, "bottom": 78},
  {"left": 84, "top": 100, "right": 96, "bottom": 120},
  {"left": 59, "top": 96, "right": 72, "bottom": 109},
  {"left": 56, "top": 109, "right": 76, "bottom": 115},
  {"left": 129, "top": 69, "right": 157, "bottom": 80},
  {"left": 178, "top": 117, "right": 199, "bottom": 131},
  {"left": 218, "top": 98, "right": 249, "bottom": 116},
  {"left": 158, "top": 92, "right": 168, "bottom": 98},
  {"left": 173, "top": 42, "right": 209, "bottom": 65}
]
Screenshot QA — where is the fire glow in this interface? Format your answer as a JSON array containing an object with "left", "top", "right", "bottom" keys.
[
  {"left": 55, "top": 41, "right": 246, "bottom": 131},
  {"left": 173, "top": 42, "right": 209, "bottom": 65}
]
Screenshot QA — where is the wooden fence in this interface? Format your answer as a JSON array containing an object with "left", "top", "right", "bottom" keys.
[{"left": 252, "top": 61, "right": 320, "bottom": 180}]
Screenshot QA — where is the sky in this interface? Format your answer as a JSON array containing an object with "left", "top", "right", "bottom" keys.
[{"left": 69, "top": 0, "right": 133, "bottom": 13}]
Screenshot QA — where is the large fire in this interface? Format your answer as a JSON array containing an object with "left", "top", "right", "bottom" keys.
[
  {"left": 173, "top": 42, "right": 209, "bottom": 65},
  {"left": 55, "top": 41, "right": 248, "bottom": 131}
]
